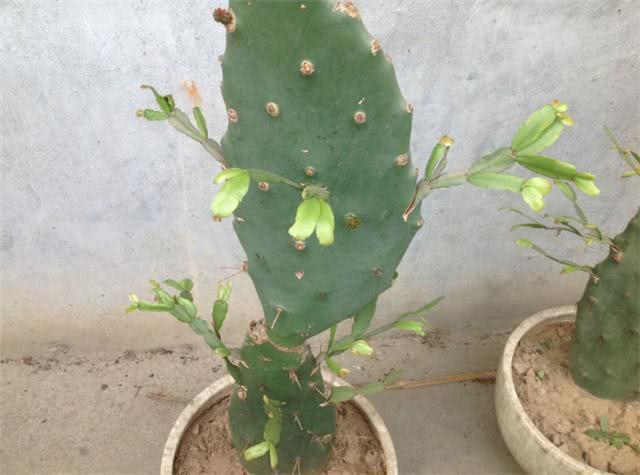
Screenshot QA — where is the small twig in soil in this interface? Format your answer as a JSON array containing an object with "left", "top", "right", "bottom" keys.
[
  {"left": 146, "top": 391, "right": 191, "bottom": 403},
  {"left": 386, "top": 370, "right": 497, "bottom": 390}
]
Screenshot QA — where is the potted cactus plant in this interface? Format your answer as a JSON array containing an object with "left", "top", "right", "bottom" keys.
[
  {"left": 128, "top": 1, "right": 599, "bottom": 473},
  {"left": 495, "top": 132, "right": 639, "bottom": 474}
]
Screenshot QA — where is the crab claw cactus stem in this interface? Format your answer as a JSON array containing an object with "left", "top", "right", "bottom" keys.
[
  {"left": 424, "top": 135, "right": 454, "bottom": 180},
  {"left": 212, "top": 281, "right": 232, "bottom": 334}
]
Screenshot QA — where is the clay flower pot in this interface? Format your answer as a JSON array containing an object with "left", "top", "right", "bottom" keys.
[
  {"left": 161, "top": 371, "right": 398, "bottom": 475},
  {"left": 495, "top": 305, "right": 609, "bottom": 475}
]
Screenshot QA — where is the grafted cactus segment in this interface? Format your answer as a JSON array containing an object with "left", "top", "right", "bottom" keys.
[{"left": 229, "top": 323, "right": 335, "bottom": 474}]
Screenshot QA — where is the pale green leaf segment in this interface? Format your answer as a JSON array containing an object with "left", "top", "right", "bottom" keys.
[
  {"left": 350, "top": 339, "right": 374, "bottom": 356},
  {"left": 288, "top": 196, "right": 335, "bottom": 246},
  {"left": 212, "top": 168, "right": 250, "bottom": 218},
  {"left": 521, "top": 177, "right": 552, "bottom": 212}
]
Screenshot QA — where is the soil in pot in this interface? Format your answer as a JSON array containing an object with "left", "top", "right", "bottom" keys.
[
  {"left": 513, "top": 321, "right": 640, "bottom": 474},
  {"left": 174, "top": 396, "right": 386, "bottom": 475}
]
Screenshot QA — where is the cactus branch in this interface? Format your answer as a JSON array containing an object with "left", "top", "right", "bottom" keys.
[
  {"left": 605, "top": 127, "right": 640, "bottom": 177},
  {"left": 515, "top": 239, "right": 594, "bottom": 276},
  {"left": 127, "top": 279, "right": 245, "bottom": 381},
  {"left": 404, "top": 103, "right": 599, "bottom": 220},
  {"left": 604, "top": 127, "right": 640, "bottom": 178},
  {"left": 505, "top": 207, "right": 612, "bottom": 246},
  {"left": 139, "top": 85, "right": 228, "bottom": 167},
  {"left": 361, "top": 296, "right": 443, "bottom": 340},
  {"left": 328, "top": 369, "right": 403, "bottom": 404},
  {"left": 169, "top": 108, "right": 226, "bottom": 166},
  {"left": 327, "top": 296, "right": 443, "bottom": 358}
]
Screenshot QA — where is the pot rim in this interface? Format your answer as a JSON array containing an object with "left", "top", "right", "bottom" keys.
[
  {"left": 161, "top": 370, "right": 398, "bottom": 475},
  {"left": 498, "top": 304, "right": 608, "bottom": 474}
]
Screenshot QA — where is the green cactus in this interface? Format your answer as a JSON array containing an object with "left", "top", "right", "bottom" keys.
[
  {"left": 571, "top": 208, "right": 640, "bottom": 400},
  {"left": 131, "top": 1, "right": 599, "bottom": 472},
  {"left": 217, "top": 3, "right": 418, "bottom": 470},
  {"left": 511, "top": 132, "right": 639, "bottom": 401},
  {"left": 570, "top": 133, "right": 640, "bottom": 401}
]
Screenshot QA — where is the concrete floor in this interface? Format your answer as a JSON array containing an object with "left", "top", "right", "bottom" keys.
[{"left": 0, "top": 328, "right": 522, "bottom": 474}]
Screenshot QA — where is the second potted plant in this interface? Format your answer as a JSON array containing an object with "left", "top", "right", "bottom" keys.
[{"left": 496, "top": 133, "right": 639, "bottom": 474}]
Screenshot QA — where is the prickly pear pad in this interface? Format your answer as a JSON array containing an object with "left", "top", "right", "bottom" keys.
[{"left": 221, "top": 0, "right": 421, "bottom": 345}]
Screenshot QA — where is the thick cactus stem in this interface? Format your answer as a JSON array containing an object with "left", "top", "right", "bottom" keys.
[
  {"left": 570, "top": 208, "right": 640, "bottom": 401},
  {"left": 229, "top": 322, "right": 335, "bottom": 473}
]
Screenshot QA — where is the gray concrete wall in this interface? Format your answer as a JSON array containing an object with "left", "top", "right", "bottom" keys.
[{"left": 1, "top": 0, "right": 639, "bottom": 358}]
